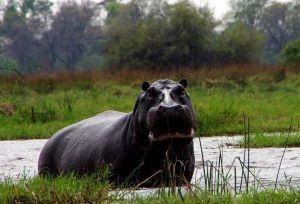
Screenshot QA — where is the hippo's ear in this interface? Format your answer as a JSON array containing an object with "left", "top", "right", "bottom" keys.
[
  {"left": 179, "top": 79, "right": 188, "bottom": 88},
  {"left": 142, "top": 81, "right": 150, "bottom": 91}
]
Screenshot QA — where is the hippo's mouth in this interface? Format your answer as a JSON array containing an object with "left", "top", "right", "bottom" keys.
[{"left": 149, "top": 128, "right": 195, "bottom": 142}]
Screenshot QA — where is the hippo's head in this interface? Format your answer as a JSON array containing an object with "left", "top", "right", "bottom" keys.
[{"left": 133, "top": 79, "right": 196, "bottom": 145}]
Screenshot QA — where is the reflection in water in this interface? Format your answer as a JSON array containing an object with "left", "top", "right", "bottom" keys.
[{"left": 1, "top": 137, "right": 300, "bottom": 189}]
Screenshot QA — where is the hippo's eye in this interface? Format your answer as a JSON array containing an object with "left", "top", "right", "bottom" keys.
[
  {"left": 171, "top": 86, "right": 187, "bottom": 103},
  {"left": 173, "top": 86, "right": 185, "bottom": 96}
]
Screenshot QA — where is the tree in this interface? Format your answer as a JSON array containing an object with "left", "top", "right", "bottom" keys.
[
  {"left": 102, "top": 1, "right": 216, "bottom": 69},
  {"left": 214, "top": 21, "right": 264, "bottom": 64},
  {"left": 104, "top": 0, "right": 123, "bottom": 23},
  {"left": 162, "top": 2, "right": 216, "bottom": 68},
  {"left": 260, "top": 2, "right": 300, "bottom": 63},
  {"left": 0, "top": 0, "right": 53, "bottom": 72},
  {"left": 102, "top": 1, "right": 144, "bottom": 68},
  {"left": 281, "top": 38, "right": 300, "bottom": 65},
  {"left": 45, "top": 2, "right": 97, "bottom": 70},
  {"left": 228, "top": 0, "right": 268, "bottom": 27},
  {"left": 0, "top": 0, "right": 100, "bottom": 71},
  {"left": 227, "top": 0, "right": 300, "bottom": 64}
]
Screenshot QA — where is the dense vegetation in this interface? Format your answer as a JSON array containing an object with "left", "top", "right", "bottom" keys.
[
  {"left": 0, "top": 0, "right": 299, "bottom": 73},
  {"left": 281, "top": 39, "right": 300, "bottom": 66},
  {"left": 1, "top": 66, "right": 300, "bottom": 140}
]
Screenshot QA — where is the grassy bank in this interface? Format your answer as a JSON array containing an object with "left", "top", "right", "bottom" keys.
[
  {"left": 233, "top": 132, "right": 300, "bottom": 148},
  {"left": 1, "top": 66, "right": 300, "bottom": 140},
  {"left": 1, "top": 175, "right": 299, "bottom": 203}
]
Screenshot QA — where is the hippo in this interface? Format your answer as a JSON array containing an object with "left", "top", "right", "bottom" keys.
[{"left": 38, "top": 79, "right": 196, "bottom": 187}]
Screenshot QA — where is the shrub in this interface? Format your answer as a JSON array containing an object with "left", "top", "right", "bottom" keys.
[{"left": 281, "top": 38, "right": 300, "bottom": 66}]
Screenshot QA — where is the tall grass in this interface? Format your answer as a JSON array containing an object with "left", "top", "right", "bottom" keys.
[
  {"left": 234, "top": 132, "right": 300, "bottom": 148},
  {"left": 1, "top": 175, "right": 300, "bottom": 203},
  {"left": 197, "top": 116, "right": 299, "bottom": 197},
  {"left": 1, "top": 66, "right": 300, "bottom": 140},
  {"left": 0, "top": 65, "right": 294, "bottom": 86},
  {"left": 197, "top": 115, "right": 267, "bottom": 195},
  {"left": 0, "top": 174, "right": 114, "bottom": 203}
]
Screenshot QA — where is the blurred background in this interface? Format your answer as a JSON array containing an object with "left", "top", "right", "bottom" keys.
[{"left": 0, "top": 0, "right": 299, "bottom": 73}]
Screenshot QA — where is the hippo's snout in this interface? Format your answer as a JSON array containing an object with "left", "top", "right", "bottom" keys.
[
  {"left": 147, "top": 105, "right": 195, "bottom": 142},
  {"left": 157, "top": 105, "right": 183, "bottom": 112}
]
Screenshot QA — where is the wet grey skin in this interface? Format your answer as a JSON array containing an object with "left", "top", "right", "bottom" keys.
[{"left": 38, "top": 79, "right": 197, "bottom": 187}]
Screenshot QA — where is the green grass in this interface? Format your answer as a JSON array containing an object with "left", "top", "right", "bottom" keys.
[
  {"left": 1, "top": 175, "right": 300, "bottom": 203},
  {"left": 234, "top": 132, "right": 300, "bottom": 148},
  {"left": 0, "top": 174, "right": 114, "bottom": 203},
  {"left": 2, "top": 69, "right": 300, "bottom": 140},
  {"left": 137, "top": 189, "right": 300, "bottom": 204},
  {"left": 0, "top": 83, "right": 137, "bottom": 139}
]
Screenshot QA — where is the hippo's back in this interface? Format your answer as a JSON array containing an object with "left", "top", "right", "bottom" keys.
[{"left": 38, "top": 111, "right": 128, "bottom": 175}]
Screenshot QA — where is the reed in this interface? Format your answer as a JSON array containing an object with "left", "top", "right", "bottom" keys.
[
  {"left": 275, "top": 119, "right": 293, "bottom": 190},
  {"left": 198, "top": 115, "right": 271, "bottom": 195}
]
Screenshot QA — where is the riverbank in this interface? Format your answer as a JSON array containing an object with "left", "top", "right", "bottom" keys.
[
  {"left": 1, "top": 136, "right": 300, "bottom": 203},
  {"left": 1, "top": 67, "right": 300, "bottom": 140}
]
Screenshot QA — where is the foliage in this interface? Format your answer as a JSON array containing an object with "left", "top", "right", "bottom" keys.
[
  {"left": 0, "top": 0, "right": 300, "bottom": 70},
  {"left": 0, "top": 0, "right": 49, "bottom": 72},
  {"left": 0, "top": 0, "right": 100, "bottom": 71},
  {"left": 281, "top": 38, "right": 300, "bottom": 66},
  {"left": 102, "top": 1, "right": 146, "bottom": 68},
  {"left": 103, "top": 1, "right": 216, "bottom": 69},
  {"left": 46, "top": 2, "right": 96, "bottom": 70},
  {"left": 0, "top": 59, "right": 18, "bottom": 70},
  {"left": 228, "top": 0, "right": 268, "bottom": 27},
  {"left": 161, "top": 2, "right": 216, "bottom": 68},
  {"left": 214, "top": 21, "right": 264, "bottom": 64},
  {"left": 227, "top": 0, "right": 300, "bottom": 64},
  {"left": 259, "top": 1, "right": 300, "bottom": 63}
]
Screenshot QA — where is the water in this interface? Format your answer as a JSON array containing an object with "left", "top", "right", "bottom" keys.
[
  {"left": 1, "top": 137, "right": 300, "bottom": 188},
  {"left": 0, "top": 139, "right": 44, "bottom": 180},
  {"left": 193, "top": 136, "right": 300, "bottom": 189}
]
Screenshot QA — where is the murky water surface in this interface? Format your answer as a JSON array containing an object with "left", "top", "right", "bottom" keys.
[{"left": 1, "top": 137, "right": 300, "bottom": 188}]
